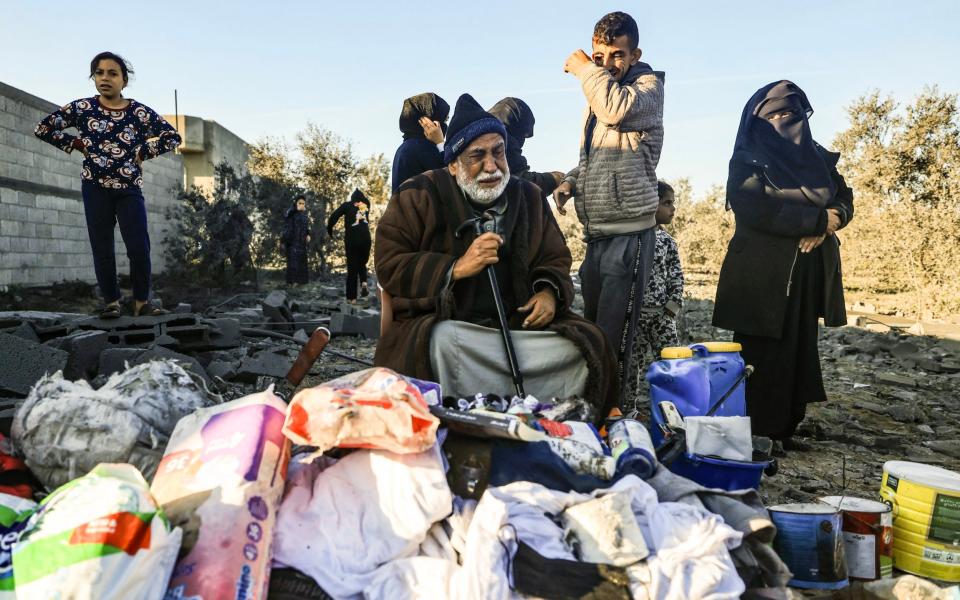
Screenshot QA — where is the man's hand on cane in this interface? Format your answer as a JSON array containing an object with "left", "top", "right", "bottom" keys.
[{"left": 452, "top": 232, "right": 502, "bottom": 281}]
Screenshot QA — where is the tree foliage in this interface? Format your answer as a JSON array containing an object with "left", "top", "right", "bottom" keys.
[
  {"left": 246, "top": 123, "right": 391, "bottom": 274},
  {"left": 668, "top": 181, "right": 733, "bottom": 275},
  {"left": 164, "top": 163, "right": 258, "bottom": 286},
  {"left": 833, "top": 86, "right": 960, "bottom": 317}
]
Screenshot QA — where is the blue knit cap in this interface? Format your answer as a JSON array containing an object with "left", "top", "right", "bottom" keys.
[{"left": 443, "top": 94, "right": 508, "bottom": 164}]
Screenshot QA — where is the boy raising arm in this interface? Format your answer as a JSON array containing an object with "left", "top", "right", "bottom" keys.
[{"left": 553, "top": 12, "right": 666, "bottom": 410}]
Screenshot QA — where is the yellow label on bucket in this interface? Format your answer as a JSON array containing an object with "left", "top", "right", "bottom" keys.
[{"left": 880, "top": 461, "right": 960, "bottom": 583}]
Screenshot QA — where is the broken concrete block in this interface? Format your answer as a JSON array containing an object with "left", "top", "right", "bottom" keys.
[
  {"left": 237, "top": 348, "right": 292, "bottom": 382},
  {"left": 890, "top": 341, "right": 920, "bottom": 359},
  {"left": 263, "top": 290, "right": 291, "bottom": 317},
  {"left": 173, "top": 302, "right": 193, "bottom": 314},
  {"left": 923, "top": 440, "right": 960, "bottom": 460},
  {"left": 340, "top": 302, "right": 367, "bottom": 316},
  {"left": 165, "top": 322, "right": 211, "bottom": 350},
  {"left": 293, "top": 329, "right": 309, "bottom": 344},
  {"left": 875, "top": 373, "right": 920, "bottom": 388},
  {"left": 97, "top": 348, "right": 141, "bottom": 375},
  {"left": 262, "top": 291, "right": 294, "bottom": 331},
  {"left": 45, "top": 330, "right": 109, "bottom": 380},
  {"left": 206, "top": 360, "right": 239, "bottom": 380},
  {"left": 329, "top": 312, "right": 379, "bottom": 339},
  {"left": 914, "top": 357, "right": 943, "bottom": 373},
  {"left": 0, "top": 311, "right": 82, "bottom": 328},
  {"left": 319, "top": 286, "right": 340, "bottom": 299},
  {"left": 886, "top": 404, "right": 923, "bottom": 423},
  {"left": 0, "top": 332, "right": 70, "bottom": 396},
  {"left": 853, "top": 400, "right": 888, "bottom": 414},
  {"left": 203, "top": 317, "right": 242, "bottom": 349},
  {"left": 8, "top": 322, "right": 40, "bottom": 343}
]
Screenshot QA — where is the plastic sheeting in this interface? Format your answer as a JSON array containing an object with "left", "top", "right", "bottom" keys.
[{"left": 12, "top": 360, "right": 219, "bottom": 490}]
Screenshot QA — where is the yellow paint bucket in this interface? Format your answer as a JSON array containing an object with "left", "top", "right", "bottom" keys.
[{"left": 879, "top": 461, "right": 960, "bottom": 582}]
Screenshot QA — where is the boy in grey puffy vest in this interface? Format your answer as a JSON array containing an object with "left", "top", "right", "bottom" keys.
[{"left": 554, "top": 11, "right": 666, "bottom": 409}]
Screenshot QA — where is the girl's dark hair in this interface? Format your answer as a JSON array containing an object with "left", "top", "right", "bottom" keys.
[{"left": 89, "top": 52, "right": 134, "bottom": 83}]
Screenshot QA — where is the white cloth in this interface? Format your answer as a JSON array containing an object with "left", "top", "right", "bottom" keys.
[
  {"left": 365, "top": 475, "right": 745, "bottom": 600},
  {"left": 273, "top": 446, "right": 452, "bottom": 599},
  {"left": 634, "top": 502, "right": 745, "bottom": 600}
]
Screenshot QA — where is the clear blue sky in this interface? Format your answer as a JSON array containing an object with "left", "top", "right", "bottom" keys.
[{"left": 2, "top": 1, "right": 957, "bottom": 195}]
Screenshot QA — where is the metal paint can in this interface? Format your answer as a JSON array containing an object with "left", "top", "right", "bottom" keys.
[
  {"left": 769, "top": 502, "right": 848, "bottom": 590},
  {"left": 819, "top": 496, "right": 893, "bottom": 581}
]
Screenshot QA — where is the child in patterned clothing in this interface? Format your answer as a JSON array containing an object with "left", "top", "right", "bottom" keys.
[
  {"left": 626, "top": 180, "right": 684, "bottom": 415},
  {"left": 35, "top": 52, "right": 181, "bottom": 318}
]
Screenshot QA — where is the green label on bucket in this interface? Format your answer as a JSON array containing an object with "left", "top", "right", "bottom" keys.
[{"left": 929, "top": 494, "right": 960, "bottom": 546}]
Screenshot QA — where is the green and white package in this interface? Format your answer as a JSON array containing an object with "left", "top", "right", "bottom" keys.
[
  {"left": 0, "top": 492, "right": 36, "bottom": 599},
  {"left": 12, "top": 463, "right": 182, "bottom": 600}
]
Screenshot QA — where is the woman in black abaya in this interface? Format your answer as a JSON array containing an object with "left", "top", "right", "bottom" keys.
[{"left": 713, "top": 81, "right": 854, "bottom": 450}]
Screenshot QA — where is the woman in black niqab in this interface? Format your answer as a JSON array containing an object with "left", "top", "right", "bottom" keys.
[
  {"left": 713, "top": 80, "right": 855, "bottom": 450},
  {"left": 732, "top": 80, "right": 837, "bottom": 206}
]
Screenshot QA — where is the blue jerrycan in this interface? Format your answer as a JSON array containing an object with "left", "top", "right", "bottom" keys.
[{"left": 647, "top": 342, "right": 746, "bottom": 446}]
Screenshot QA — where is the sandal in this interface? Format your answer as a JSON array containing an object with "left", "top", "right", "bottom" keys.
[
  {"left": 360, "top": 283, "right": 370, "bottom": 298},
  {"left": 99, "top": 304, "right": 122, "bottom": 319},
  {"left": 135, "top": 303, "right": 169, "bottom": 317}
]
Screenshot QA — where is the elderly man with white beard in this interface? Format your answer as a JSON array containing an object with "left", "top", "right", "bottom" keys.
[{"left": 374, "top": 94, "right": 618, "bottom": 422}]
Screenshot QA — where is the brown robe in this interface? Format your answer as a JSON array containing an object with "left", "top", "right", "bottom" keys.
[{"left": 374, "top": 168, "right": 618, "bottom": 424}]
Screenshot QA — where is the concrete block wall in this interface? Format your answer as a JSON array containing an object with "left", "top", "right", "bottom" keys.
[{"left": 0, "top": 81, "right": 183, "bottom": 289}]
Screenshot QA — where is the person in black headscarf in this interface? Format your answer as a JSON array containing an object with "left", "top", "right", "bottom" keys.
[
  {"left": 713, "top": 80, "right": 854, "bottom": 451},
  {"left": 327, "top": 188, "right": 372, "bottom": 303},
  {"left": 488, "top": 97, "right": 564, "bottom": 197},
  {"left": 282, "top": 194, "right": 311, "bottom": 285},
  {"left": 391, "top": 93, "right": 449, "bottom": 194}
]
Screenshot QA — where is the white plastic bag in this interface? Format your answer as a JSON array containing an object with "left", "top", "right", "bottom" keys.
[
  {"left": 685, "top": 416, "right": 753, "bottom": 461},
  {"left": 12, "top": 360, "right": 218, "bottom": 489}
]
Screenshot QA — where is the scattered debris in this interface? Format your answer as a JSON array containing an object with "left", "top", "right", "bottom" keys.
[{"left": 0, "top": 332, "right": 69, "bottom": 396}]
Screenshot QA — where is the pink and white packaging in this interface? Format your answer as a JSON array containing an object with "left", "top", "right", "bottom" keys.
[{"left": 151, "top": 388, "right": 291, "bottom": 600}]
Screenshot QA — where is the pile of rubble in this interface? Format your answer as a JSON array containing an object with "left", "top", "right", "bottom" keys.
[
  {"left": 0, "top": 286, "right": 381, "bottom": 434},
  {"left": 3, "top": 276, "right": 960, "bottom": 509}
]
